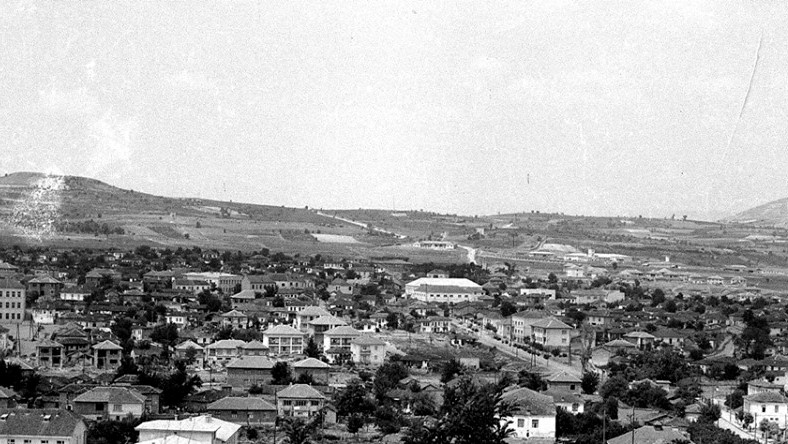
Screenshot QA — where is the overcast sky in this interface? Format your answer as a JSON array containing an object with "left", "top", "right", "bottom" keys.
[{"left": 2, "top": 1, "right": 787, "bottom": 220}]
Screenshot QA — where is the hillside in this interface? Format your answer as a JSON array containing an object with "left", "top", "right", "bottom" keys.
[
  {"left": 0, "top": 172, "right": 469, "bottom": 263},
  {"left": 724, "top": 197, "right": 788, "bottom": 227}
]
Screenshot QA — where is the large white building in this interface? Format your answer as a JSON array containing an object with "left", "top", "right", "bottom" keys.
[
  {"left": 501, "top": 387, "right": 556, "bottom": 440},
  {"left": 405, "top": 277, "right": 483, "bottom": 304}
]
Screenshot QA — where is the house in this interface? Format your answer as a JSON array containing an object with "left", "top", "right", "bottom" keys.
[
  {"left": 501, "top": 387, "right": 556, "bottom": 441},
  {"left": 530, "top": 318, "right": 574, "bottom": 349},
  {"left": 510, "top": 311, "right": 551, "bottom": 344},
  {"left": 36, "top": 339, "right": 65, "bottom": 368},
  {"left": 292, "top": 358, "right": 332, "bottom": 385},
  {"left": 417, "top": 316, "right": 451, "bottom": 334},
  {"left": 295, "top": 306, "right": 332, "bottom": 332},
  {"left": 207, "top": 396, "right": 278, "bottom": 425},
  {"left": 60, "top": 286, "right": 91, "bottom": 302},
  {"left": 173, "top": 279, "right": 211, "bottom": 294},
  {"left": 174, "top": 340, "right": 205, "bottom": 364},
  {"left": 591, "top": 339, "right": 639, "bottom": 367},
  {"left": 136, "top": 415, "right": 242, "bottom": 444},
  {"left": 165, "top": 312, "right": 188, "bottom": 329},
  {"left": 230, "top": 290, "right": 257, "bottom": 308},
  {"left": 322, "top": 326, "right": 361, "bottom": 364},
  {"left": 240, "top": 340, "right": 268, "bottom": 356},
  {"left": 72, "top": 386, "right": 146, "bottom": 420},
  {"left": 742, "top": 391, "right": 788, "bottom": 429},
  {"left": 93, "top": 340, "right": 123, "bottom": 370},
  {"left": 276, "top": 384, "right": 326, "bottom": 418},
  {"left": 623, "top": 331, "right": 656, "bottom": 350},
  {"left": 263, "top": 325, "right": 305, "bottom": 355},
  {"left": 607, "top": 425, "right": 691, "bottom": 444},
  {"left": 220, "top": 310, "right": 248, "bottom": 329},
  {"left": 27, "top": 275, "right": 64, "bottom": 298},
  {"left": 205, "top": 340, "right": 245, "bottom": 366},
  {"left": 0, "top": 387, "right": 16, "bottom": 408},
  {"left": 546, "top": 372, "right": 582, "bottom": 393},
  {"left": 307, "top": 315, "right": 348, "bottom": 341},
  {"left": 545, "top": 390, "right": 584, "bottom": 414},
  {"left": 225, "top": 356, "right": 276, "bottom": 387},
  {"left": 0, "top": 409, "right": 87, "bottom": 444},
  {"left": 350, "top": 335, "right": 387, "bottom": 366}
]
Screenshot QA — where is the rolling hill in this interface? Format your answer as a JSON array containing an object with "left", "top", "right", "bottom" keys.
[
  {"left": 724, "top": 197, "right": 788, "bottom": 227},
  {"left": 0, "top": 172, "right": 468, "bottom": 262}
]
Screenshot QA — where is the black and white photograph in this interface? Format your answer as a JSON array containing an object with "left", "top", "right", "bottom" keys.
[{"left": 1, "top": 2, "right": 788, "bottom": 443}]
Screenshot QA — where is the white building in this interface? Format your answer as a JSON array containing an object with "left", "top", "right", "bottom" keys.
[
  {"left": 742, "top": 392, "right": 788, "bottom": 429},
  {"left": 136, "top": 416, "right": 241, "bottom": 444},
  {"left": 501, "top": 387, "right": 556, "bottom": 440},
  {"left": 405, "top": 277, "right": 483, "bottom": 304}
]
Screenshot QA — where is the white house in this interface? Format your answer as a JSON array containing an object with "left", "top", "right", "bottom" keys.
[
  {"left": 136, "top": 415, "right": 241, "bottom": 444},
  {"left": 501, "top": 387, "right": 556, "bottom": 440},
  {"left": 742, "top": 392, "right": 788, "bottom": 429}
]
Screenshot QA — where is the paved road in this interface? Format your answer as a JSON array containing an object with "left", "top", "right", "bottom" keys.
[
  {"left": 452, "top": 321, "right": 582, "bottom": 377},
  {"left": 718, "top": 407, "right": 759, "bottom": 441},
  {"left": 707, "top": 334, "right": 735, "bottom": 359},
  {"left": 457, "top": 245, "right": 477, "bottom": 264}
]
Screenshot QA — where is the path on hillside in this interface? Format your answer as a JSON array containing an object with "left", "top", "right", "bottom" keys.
[
  {"left": 457, "top": 245, "right": 477, "bottom": 264},
  {"left": 706, "top": 334, "right": 735, "bottom": 359},
  {"left": 718, "top": 407, "right": 760, "bottom": 441},
  {"left": 314, "top": 211, "right": 407, "bottom": 239}
]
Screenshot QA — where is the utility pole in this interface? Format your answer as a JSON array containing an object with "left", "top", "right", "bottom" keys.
[{"left": 629, "top": 405, "right": 636, "bottom": 444}]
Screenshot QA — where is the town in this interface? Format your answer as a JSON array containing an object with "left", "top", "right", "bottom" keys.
[{"left": 0, "top": 231, "right": 783, "bottom": 444}]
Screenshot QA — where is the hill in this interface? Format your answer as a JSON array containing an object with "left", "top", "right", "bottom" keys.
[
  {"left": 0, "top": 172, "right": 468, "bottom": 263},
  {"left": 723, "top": 197, "right": 788, "bottom": 227}
]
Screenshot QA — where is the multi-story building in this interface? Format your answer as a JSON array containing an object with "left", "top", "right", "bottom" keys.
[
  {"left": 530, "top": 318, "right": 573, "bottom": 350},
  {"left": 350, "top": 335, "right": 387, "bottom": 366},
  {"left": 0, "top": 278, "right": 25, "bottom": 323},
  {"left": 322, "top": 326, "right": 361, "bottom": 364},
  {"left": 73, "top": 387, "right": 146, "bottom": 421},
  {"left": 205, "top": 340, "right": 245, "bottom": 366},
  {"left": 263, "top": 325, "right": 305, "bottom": 356},
  {"left": 276, "top": 384, "right": 326, "bottom": 418}
]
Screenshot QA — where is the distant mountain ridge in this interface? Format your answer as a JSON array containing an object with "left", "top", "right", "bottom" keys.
[{"left": 724, "top": 197, "right": 788, "bottom": 227}]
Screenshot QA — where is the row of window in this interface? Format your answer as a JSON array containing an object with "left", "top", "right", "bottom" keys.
[
  {"left": 3, "top": 313, "right": 21, "bottom": 320},
  {"left": 1, "top": 291, "right": 23, "bottom": 297},
  {"left": 4, "top": 302, "right": 21, "bottom": 308},
  {"left": 516, "top": 419, "right": 539, "bottom": 428},
  {"left": 282, "top": 400, "right": 321, "bottom": 406},
  {"left": 8, "top": 440, "right": 65, "bottom": 444}
]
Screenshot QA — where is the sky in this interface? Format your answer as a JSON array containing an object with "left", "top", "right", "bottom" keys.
[{"left": 2, "top": 1, "right": 788, "bottom": 221}]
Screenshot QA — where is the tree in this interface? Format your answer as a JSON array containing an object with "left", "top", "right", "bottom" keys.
[
  {"left": 87, "top": 419, "right": 140, "bottom": 444},
  {"left": 150, "top": 323, "right": 179, "bottom": 362},
  {"left": 440, "top": 359, "right": 465, "bottom": 384},
  {"left": 347, "top": 413, "right": 365, "bottom": 435},
  {"left": 599, "top": 375, "right": 628, "bottom": 400},
  {"left": 386, "top": 312, "right": 399, "bottom": 330},
  {"left": 271, "top": 362, "right": 292, "bottom": 385},
  {"left": 500, "top": 301, "right": 517, "bottom": 317},
  {"left": 304, "top": 337, "right": 321, "bottom": 358},
  {"left": 581, "top": 372, "right": 599, "bottom": 395},
  {"left": 335, "top": 379, "right": 375, "bottom": 417},
  {"left": 373, "top": 360, "right": 409, "bottom": 400},
  {"left": 518, "top": 370, "right": 546, "bottom": 391},
  {"left": 698, "top": 401, "right": 721, "bottom": 423},
  {"left": 409, "top": 376, "right": 515, "bottom": 444},
  {"left": 281, "top": 417, "right": 315, "bottom": 444}
]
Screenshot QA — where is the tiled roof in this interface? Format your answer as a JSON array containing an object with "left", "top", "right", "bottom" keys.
[
  {"left": 0, "top": 409, "right": 83, "bottom": 437},
  {"left": 206, "top": 340, "right": 246, "bottom": 349},
  {"left": 350, "top": 335, "right": 386, "bottom": 346},
  {"left": 263, "top": 325, "right": 303, "bottom": 336},
  {"left": 208, "top": 396, "right": 276, "bottom": 411},
  {"left": 92, "top": 340, "right": 123, "bottom": 350},
  {"left": 323, "top": 326, "right": 361, "bottom": 337},
  {"left": 298, "top": 306, "right": 331, "bottom": 317},
  {"left": 175, "top": 340, "right": 204, "bottom": 351},
  {"left": 501, "top": 387, "right": 555, "bottom": 416},
  {"left": 606, "top": 425, "right": 689, "bottom": 444},
  {"left": 745, "top": 391, "right": 788, "bottom": 403},
  {"left": 276, "top": 384, "right": 326, "bottom": 399},
  {"left": 226, "top": 356, "right": 276, "bottom": 370},
  {"left": 546, "top": 371, "right": 582, "bottom": 383},
  {"left": 309, "top": 315, "right": 347, "bottom": 326},
  {"left": 241, "top": 340, "right": 267, "bottom": 350},
  {"left": 73, "top": 387, "right": 145, "bottom": 404},
  {"left": 530, "top": 318, "right": 572, "bottom": 330}
]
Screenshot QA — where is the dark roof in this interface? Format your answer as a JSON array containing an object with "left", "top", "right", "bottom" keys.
[
  {"left": 0, "top": 409, "right": 84, "bottom": 437},
  {"left": 73, "top": 387, "right": 145, "bottom": 404},
  {"left": 501, "top": 387, "right": 555, "bottom": 416}
]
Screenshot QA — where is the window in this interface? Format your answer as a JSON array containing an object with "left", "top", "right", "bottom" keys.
[
  {"left": 517, "top": 419, "right": 525, "bottom": 428},
  {"left": 776, "top": 405, "right": 780, "bottom": 413},
  {"left": 572, "top": 403, "right": 579, "bottom": 412},
  {"left": 113, "top": 404, "right": 122, "bottom": 412},
  {"left": 96, "top": 403, "right": 104, "bottom": 411},
  {"left": 570, "top": 384, "right": 576, "bottom": 391},
  {"left": 532, "top": 419, "right": 539, "bottom": 428},
  {"left": 762, "top": 406, "right": 767, "bottom": 413},
  {"left": 41, "top": 441, "right": 48, "bottom": 444},
  {"left": 283, "top": 400, "right": 292, "bottom": 406}
]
